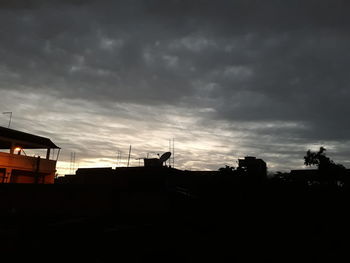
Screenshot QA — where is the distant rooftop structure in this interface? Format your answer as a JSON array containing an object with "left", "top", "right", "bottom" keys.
[
  {"left": 143, "top": 152, "right": 171, "bottom": 167},
  {"left": 0, "top": 126, "right": 60, "bottom": 184}
]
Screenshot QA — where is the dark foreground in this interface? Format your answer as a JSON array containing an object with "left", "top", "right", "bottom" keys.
[{"left": 0, "top": 182, "right": 350, "bottom": 262}]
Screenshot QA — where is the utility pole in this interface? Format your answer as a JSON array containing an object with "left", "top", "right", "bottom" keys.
[{"left": 2, "top": 112, "right": 12, "bottom": 128}]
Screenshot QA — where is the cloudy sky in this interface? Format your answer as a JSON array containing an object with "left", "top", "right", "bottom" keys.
[{"left": 1, "top": 0, "right": 349, "bottom": 175}]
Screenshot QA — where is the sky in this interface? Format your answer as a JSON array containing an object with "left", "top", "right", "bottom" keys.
[{"left": 1, "top": 0, "right": 350, "bottom": 175}]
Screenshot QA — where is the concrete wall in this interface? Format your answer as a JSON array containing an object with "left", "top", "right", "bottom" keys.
[{"left": 0, "top": 152, "right": 56, "bottom": 184}]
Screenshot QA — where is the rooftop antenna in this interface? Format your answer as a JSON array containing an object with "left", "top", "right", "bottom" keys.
[
  {"left": 2, "top": 112, "right": 12, "bottom": 128},
  {"left": 135, "top": 157, "right": 144, "bottom": 166},
  {"left": 70, "top": 152, "right": 76, "bottom": 174},
  {"left": 169, "top": 139, "right": 171, "bottom": 167},
  {"left": 173, "top": 138, "right": 175, "bottom": 168},
  {"left": 127, "top": 145, "right": 132, "bottom": 167},
  {"left": 73, "top": 152, "right": 76, "bottom": 173},
  {"left": 169, "top": 138, "right": 175, "bottom": 168},
  {"left": 116, "top": 150, "right": 122, "bottom": 167}
]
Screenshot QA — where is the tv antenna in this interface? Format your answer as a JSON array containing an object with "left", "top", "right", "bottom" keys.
[
  {"left": 127, "top": 145, "right": 132, "bottom": 167},
  {"left": 70, "top": 152, "right": 76, "bottom": 174},
  {"left": 2, "top": 112, "right": 12, "bottom": 128},
  {"left": 116, "top": 150, "right": 122, "bottom": 167},
  {"left": 169, "top": 138, "right": 175, "bottom": 168}
]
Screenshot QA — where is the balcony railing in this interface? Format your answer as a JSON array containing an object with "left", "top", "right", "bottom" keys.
[{"left": 0, "top": 152, "right": 57, "bottom": 173}]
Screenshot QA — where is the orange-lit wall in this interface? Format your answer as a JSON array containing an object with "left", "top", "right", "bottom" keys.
[
  {"left": 0, "top": 152, "right": 56, "bottom": 184},
  {"left": 10, "top": 173, "right": 55, "bottom": 184}
]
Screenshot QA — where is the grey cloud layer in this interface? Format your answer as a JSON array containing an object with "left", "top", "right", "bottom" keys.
[{"left": 1, "top": 0, "right": 350, "bottom": 171}]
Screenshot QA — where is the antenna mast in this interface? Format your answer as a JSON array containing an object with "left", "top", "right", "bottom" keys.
[
  {"left": 116, "top": 150, "right": 122, "bottom": 167},
  {"left": 168, "top": 138, "right": 175, "bottom": 168},
  {"left": 2, "top": 112, "right": 12, "bottom": 128},
  {"left": 70, "top": 152, "right": 76, "bottom": 174},
  {"left": 127, "top": 145, "right": 132, "bottom": 167}
]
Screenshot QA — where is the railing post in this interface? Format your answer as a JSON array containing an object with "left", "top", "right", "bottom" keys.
[
  {"left": 5, "top": 168, "right": 12, "bottom": 183},
  {"left": 46, "top": 148, "right": 51, "bottom": 160},
  {"left": 10, "top": 142, "right": 15, "bottom": 155},
  {"left": 34, "top": 156, "right": 41, "bottom": 184}
]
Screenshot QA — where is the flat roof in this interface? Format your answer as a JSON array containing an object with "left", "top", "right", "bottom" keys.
[{"left": 0, "top": 126, "right": 59, "bottom": 149}]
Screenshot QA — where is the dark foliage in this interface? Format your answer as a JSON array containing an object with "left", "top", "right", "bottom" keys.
[{"left": 304, "top": 147, "right": 346, "bottom": 182}]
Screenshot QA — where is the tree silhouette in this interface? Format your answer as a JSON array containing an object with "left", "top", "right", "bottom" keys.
[
  {"left": 218, "top": 165, "right": 235, "bottom": 174},
  {"left": 304, "top": 147, "right": 346, "bottom": 183},
  {"left": 304, "top": 147, "right": 329, "bottom": 169}
]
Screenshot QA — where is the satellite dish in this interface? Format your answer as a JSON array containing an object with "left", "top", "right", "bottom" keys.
[{"left": 159, "top": 152, "right": 171, "bottom": 163}]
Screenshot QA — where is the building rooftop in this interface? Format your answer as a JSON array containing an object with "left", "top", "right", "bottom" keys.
[{"left": 0, "top": 126, "right": 59, "bottom": 149}]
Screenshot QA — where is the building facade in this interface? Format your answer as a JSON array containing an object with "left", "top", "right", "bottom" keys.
[{"left": 0, "top": 127, "right": 60, "bottom": 184}]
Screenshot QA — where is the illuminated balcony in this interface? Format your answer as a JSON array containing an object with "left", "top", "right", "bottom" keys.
[{"left": 0, "top": 126, "right": 60, "bottom": 184}]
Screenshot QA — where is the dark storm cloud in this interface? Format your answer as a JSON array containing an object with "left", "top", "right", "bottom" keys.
[{"left": 1, "top": 0, "right": 350, "bottom": 170}]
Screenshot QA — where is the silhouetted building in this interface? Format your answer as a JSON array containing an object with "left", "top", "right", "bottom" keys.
[
  {"left": 0, "top": 126, "right": 60, "bottom": 183},
  {"left": 238, "top": 156, "right": 267, "bottom": 180},
  {"left": 56, "top": 166, "right": 179, "bottom": 190},
  {"left": 290, "top": 169, "right": 319, "bottom": 182},
  {"left": 144, "top": 152, "right": 172, "bottom": 167},
  {"left": 144, "top": 158, "right": 162, "bottom": 167}
]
